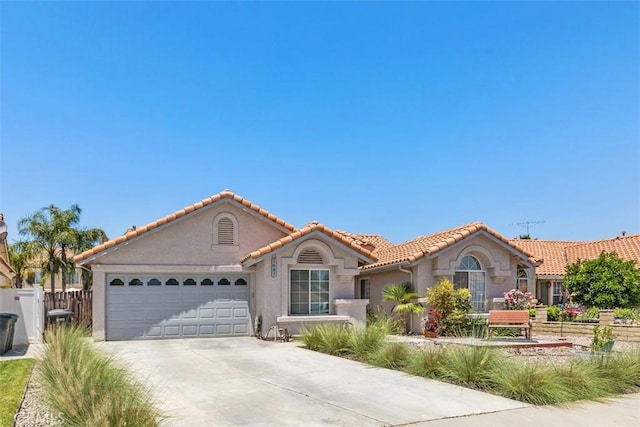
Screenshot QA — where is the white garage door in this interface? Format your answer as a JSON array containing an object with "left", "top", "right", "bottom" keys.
[{"left": 106, "top": 274, "right": 251, "bottom": 340}]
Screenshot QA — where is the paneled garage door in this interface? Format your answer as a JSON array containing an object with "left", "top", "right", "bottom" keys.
[{"left": 106, "top": 274, "right": 251, "bottom": 340}]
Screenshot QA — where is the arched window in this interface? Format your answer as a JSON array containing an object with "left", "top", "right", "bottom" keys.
[
  {"left": 129, "top": 278, "right": 143, "bottom": 286},
  {"left": 166, "top": 278, "right": 179, "bottom": 286},
  {"left": 297, "top": 248, "right": 324, "bottom": 264},
  {"left": 218, "top": 278, "right": 230, "bottom": 286},
  {"left": 183, "top": 278, "right": 197, "bottom": 286},
  {"left": 235, "top": 278, "right": 247, "bottom": 286},
  {"left": 147, "top": 278, "right": 161, "bottom": 286},
  {"left": 517, "top": 269, "right": 529, "bottom": 293},
  {"left": 109, "top": 278, "right": 124, "bottom": 286},
  {"left": 453, "top": 255, "right": 485, "bottom": 312},
  {"left": 201, "top": 278, "right": 214, "bottom": 286}
]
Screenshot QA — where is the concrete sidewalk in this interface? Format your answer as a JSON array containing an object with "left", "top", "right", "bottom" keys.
[{"left": 418, "top": 393, "right": 640, "bottom": 426}]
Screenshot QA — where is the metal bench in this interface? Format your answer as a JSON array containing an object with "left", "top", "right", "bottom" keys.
[{"left": 487, "top": 310, "right": 532, "bottom": 340}]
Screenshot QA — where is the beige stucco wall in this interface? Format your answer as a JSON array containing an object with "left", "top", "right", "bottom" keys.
[
  {"left": 365, "top": 233, "right": 529, "bottom": 334},
  {"left": 90, "top": 200, "right": 291, "bottom": 340},
  {"left": 254, "top": 237, "right": 362, "bottom": 335}
]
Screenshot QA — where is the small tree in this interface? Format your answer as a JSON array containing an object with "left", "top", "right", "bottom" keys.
[
  {"left": 382, "top": 283, "right": 424, "bottom": 334},
  {"left": 8, "top": 241, "right": 34, "bottom": 288},
  {"left": 564, "top": 251, "right": 640, "bottom": 309}
]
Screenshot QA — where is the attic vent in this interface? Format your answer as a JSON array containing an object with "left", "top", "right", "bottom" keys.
[
  {"left": 217, "top": 217, "right": 235, "bottom": 245},
  {"left": 298, "top": 249, "right": 324, "bottom": 264}
]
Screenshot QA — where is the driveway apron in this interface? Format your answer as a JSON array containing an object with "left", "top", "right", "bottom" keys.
[{"left": 100, "top": 338, "right": 527, "bottom": 426}]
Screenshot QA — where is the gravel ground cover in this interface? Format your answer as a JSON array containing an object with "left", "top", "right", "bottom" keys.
[{"left": 14, "top": 368, "right": 62, "bottom": 427}]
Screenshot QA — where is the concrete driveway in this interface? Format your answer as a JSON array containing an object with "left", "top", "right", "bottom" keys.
[{"left": 100, "top": 337, "right": 526, "bottom": 426}]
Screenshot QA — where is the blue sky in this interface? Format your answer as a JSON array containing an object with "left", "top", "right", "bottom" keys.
[{"left": 1, "top": 1, "right": 638, "bottom": 245}]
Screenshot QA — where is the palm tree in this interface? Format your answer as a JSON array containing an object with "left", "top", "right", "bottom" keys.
[
  {"left": 75, "top": 227, "right": 108, "bottom": 290},
  {"left": 18, "top": 204, "right": 107, "bottom": 293},
  {"left": 8, "top": 241, "right": 34, "bottom": 288},
  {"left": 382, "top": 283, "right": 425, "bottom": 334}
]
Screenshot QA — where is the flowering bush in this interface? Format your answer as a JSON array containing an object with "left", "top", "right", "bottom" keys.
[
  {"left": 504, "top": 289, "right": 536, "bottom": 310},
  {"left": 422, "top": 308, "right": 440, "bottom": 332}
]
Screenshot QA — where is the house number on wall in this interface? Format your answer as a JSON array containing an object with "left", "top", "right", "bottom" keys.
[{"left": 271, "top": 255, "right": 277, "bottom": 278}]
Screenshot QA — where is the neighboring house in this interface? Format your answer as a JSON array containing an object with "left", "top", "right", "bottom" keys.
[
  {"left": 512, "top": 234, "right": 640, "bottom": 306},
  {"left": 25, "top": 266, "right": 84, "bottom": 292},
  {"left": 74, "top": 190, "right": 375, "bottom": 341},
  {"left": 354, "top": 223, "right": 541, "bottom": 332}
]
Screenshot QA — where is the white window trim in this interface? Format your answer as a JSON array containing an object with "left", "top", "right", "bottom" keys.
[{"left": 289, "top": 268, "right": 330, "bottom": 315}]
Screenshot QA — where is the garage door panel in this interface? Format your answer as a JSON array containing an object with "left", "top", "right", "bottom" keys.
[{"left": 107, "top": 274, "right": 251, "bottom": 340}]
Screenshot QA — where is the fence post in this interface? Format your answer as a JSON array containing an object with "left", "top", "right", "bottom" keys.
[{"left": 599, "top": 309, "right": 614, "bottom": 326}]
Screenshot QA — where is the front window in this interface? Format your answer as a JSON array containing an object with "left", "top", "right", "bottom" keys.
[
  {"left": 517, "top": 269, "right": 529, "bottom": 293},
  {"left": 453, "top": 255, "right": 485, "bottom": 312},
  {"left": 552, "top": 281, "right": 564, "bottom": 305},
  {"left": 290, "top": 269, "right": 329, "bottom": 315},
  {"left": 360, "top": 279, "right": 371, "bottom": 300}
]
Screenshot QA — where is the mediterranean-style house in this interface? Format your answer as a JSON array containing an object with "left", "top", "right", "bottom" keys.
[
  {"left": 74, "top": 190, "right": 546, "bottom": 340},
  {"left": 511, "top": 235, "right": 640, "bottom": 306},
  {"left": 74, "top": 190, "right": 640, "bottom": 341}
]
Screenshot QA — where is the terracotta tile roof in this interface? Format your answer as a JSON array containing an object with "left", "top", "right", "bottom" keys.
[
  {"left": 565, "top": 234, "right": 640, "bottom": 266},
  {"left": 241, "top": 221, "right": 377, "bottom": 263},
  {"left": 361, "top": 222, "right": 539, "bottom": 270},
  {"left": 511, "top": 235, "right": 640, "bottom": 277},
  {"left": 74, "top": 190, "right": 297, "bottom": 264},
  {"left": 334, "top": 231, "right": 394, "bottom": 252},
  {"left": 510, "top": 239, "right": 579, "bottom": 276}
]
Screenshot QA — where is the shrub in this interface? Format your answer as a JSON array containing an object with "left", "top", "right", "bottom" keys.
[
  {"left": 503, "top": 289, "right": 536, "bottom": 310},
  {"left": 406, "top": 348, "right": 444, "bottom": 378},
  {"left": 614, "top": 308, "right": 640, "bottom": 322},
  {"left": 587, "top": 349, "right": 640, "bottom": 394},
  {"left": 591, "top": 326, "right": 616, "bottom": 352},
  {"left": 495, "top": 361, "right": 570, "bottom": 405},
  {"left": 301, "top": 323, "right": 351, "bottom": 355},
  {"left": 554, "top": 361, "right": 611, "bottom": 401},
  {"left": 370, "top": 342, "right": 410, "bottom": 370},
  {"left": 547, "top": 305, "right": 561, "bottom": 321},
  {"left": 438, "top": 346, "right": 501, "bottom": 389},
  {"left": 564, "top": 251, "right": 640, "bottom": 309},
  {"left": 38, "top": 326, "right": 164, "bottom": 427},
  {"left": 426, "top": 279, "right": 473, "bottom": 335},
  {"left": 347, "top": 319, "right": 390, "bottom": 361}
]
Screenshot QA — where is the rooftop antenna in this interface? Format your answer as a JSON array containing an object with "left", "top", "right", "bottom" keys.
[{"left": 511, "top": 220, "right": 545, "bottom": 236}]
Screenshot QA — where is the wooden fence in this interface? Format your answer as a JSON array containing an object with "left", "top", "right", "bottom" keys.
[{"left": 44, "top": 290, "right": 93, "bottom": 329}]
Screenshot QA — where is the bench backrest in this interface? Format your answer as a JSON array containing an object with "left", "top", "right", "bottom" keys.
[{"left": 488, "top": 310, "right": 529, "bottom": 323}]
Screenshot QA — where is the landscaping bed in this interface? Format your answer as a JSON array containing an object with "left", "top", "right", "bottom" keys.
[{"left": 0, "top": 359, "right": 35, "bottom": 427}]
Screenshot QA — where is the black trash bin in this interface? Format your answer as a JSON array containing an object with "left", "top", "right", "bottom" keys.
[{"left": 0, "top": 313, "right": 19, "bottom": 355}]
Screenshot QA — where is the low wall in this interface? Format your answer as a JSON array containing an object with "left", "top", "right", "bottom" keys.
[{"left": 533, "top": 307, "right": 640, "bottom": 343}]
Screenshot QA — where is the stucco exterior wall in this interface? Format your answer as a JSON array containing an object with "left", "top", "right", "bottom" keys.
[
  {"left": 97, "top": 202, "right": 289, "bottom": 266},
  {"left": 255, "top": 237, "right": 362, "bottom": 335}
]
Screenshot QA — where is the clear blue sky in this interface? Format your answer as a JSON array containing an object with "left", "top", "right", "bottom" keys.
[{"left": 1, "top": 1, "right": 638, "bottom": 245}]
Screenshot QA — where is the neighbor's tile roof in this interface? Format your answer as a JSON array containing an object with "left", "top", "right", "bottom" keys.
[
  {"left": 565, "top": 234, "right": 640, "bottom": 266},
  {"left": 361, "top": 222, "right": 539, "bottom": 270},
  {"left": 334, "top": 231, "right": 394, "bottom": 252},
  {"left": 510, "top": 239, "right": 579, "bottom": 276},
  {"left": 74, "top": 190, "right": 297, "bottom": 264},
  {"left": 241, "top": 221, "right": 376, "bottom": 263}
]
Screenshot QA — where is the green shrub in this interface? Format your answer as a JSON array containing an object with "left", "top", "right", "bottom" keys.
[
  {"left": 426, "top": 279, "right": 473, "bottom": 335},
  {"left": 547, "top": 305, "right": 561, "bottom": 321},
  {"left": 588, "top": 349, "right": 640, "bottom": 394},
  {"left": 613, "top": 308, "right": 640, "bottom": 321},
  {"left": 528, "top": 307, "right": 536, "bottom": 318},
  {"left": 495, "top": 361, "right": 570, "bottom": 405},
  {"left": 301, "top": 323, "right": 350, "bottom": 355},
  {"left": 591, "top": 326, "right": 616, "bottom": 352},
  {"left": 371, "top": 342, "right": 410, "bottom": 370},
  {"left": 39, "top": 326, "right": 164, "bottom": 427},
  {"left": 406, "top": 348, "right": 444, "bottom": 377},
  {"left": 438, "top": 346, "right": 501, "bottom": 389},
  {"left": 554, "top": 361, "right": 611, "bottom": 401}
]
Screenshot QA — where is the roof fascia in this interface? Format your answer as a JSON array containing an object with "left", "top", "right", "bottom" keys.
[{"left": 243, "top": 230, "right": 376, "bottom": 267}]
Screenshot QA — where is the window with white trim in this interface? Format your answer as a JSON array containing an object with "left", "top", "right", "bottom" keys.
[
  {"left": 517, "top": 269, "right": 529, "bottom": 293},
  {"left": 453, "top": 255, "right": 486, "bottom": 312},
  {"left": 290, "top": 269, "right": 330, "bottom": 315},
  {"left": 552, "top": 281, "right": 564, "bottom": 305}
]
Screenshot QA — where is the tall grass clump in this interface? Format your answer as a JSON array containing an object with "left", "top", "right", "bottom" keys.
[
  {"left": 552, "top": 361, "right": 610, "bottom": 401},
  {"left": 370, "top": 342, "right": 411, "bottom": 370},
  {"left": 494, "top": 361, "right": 570, "bottom": 405},
  {"left": 406, "top": 348, "right": 444, "bottom": 378},
  {"left": 347, "top": 318, "right": 390, "bottom": 361},
  {"left": 300, "top": 323, "right": 350, "bottom": 355},
  {"left": 438, "top": 346, "right": 501, "bottom": 389},
  {"left": 587, "top": 349, "right": 640, "bottom": 394},
  {"left": 39, "top": 326, "right": 164, "bottom": 427}
]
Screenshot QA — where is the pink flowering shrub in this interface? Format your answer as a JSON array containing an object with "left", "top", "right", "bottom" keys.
[{"left": 504, "top": 289, "right": 536, "bottom": 310}]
